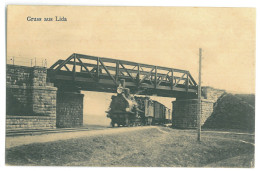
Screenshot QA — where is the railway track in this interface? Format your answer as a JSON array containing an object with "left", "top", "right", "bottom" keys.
[
  {"left": 6, "top": 125, "right": 109, "bottom": 137},
  {"left": 6, "top": 126, "right": 155, "bottom": 149}
]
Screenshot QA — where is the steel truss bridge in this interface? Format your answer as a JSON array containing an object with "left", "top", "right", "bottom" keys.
[{"left": 48, "top": 53, "right": 198, "bottom": 98}]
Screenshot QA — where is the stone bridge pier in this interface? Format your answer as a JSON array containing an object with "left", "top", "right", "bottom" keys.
[
  {"left": 6, "top": 65, "right": 84, "bottom": 129},
  {"left": 56, "top": 88, "right": 84, "bottom": 128},
  {"left": 172, "top": 87, "right": 225, "bottom": 129}
]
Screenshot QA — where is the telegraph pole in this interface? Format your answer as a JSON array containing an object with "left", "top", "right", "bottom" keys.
[{"left": 197, "top": 48, "right": 202, "bottom": 142}]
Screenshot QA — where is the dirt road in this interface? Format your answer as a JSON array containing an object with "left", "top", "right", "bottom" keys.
[
  {"left": 6, "top": 126, "right": 254, "bottom": 167},
  {"left": 6, "top": 126, "right": 155, "bottom": 149}
]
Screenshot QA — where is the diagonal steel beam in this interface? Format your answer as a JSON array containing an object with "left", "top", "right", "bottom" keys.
[
  {"left": 139, "top": 67, "right": 155, "bottom": 84},
  {"left": 120, "top": 70, "right": 125, "bottom": 76},
  {"left": 188, "top": 72, "right": 197, "bottom": 86},
  {"left": 157, "top": 71, "right": 170, "bottom": 86},
  {"left": 173, "top": 73, "right": 186, "bottom": 87},
  {"left": 149, "top": 78, "right": 154, "bottom": 86},
  {"left": 73, "top": 55, "right": 76, "bottom": 81},
  {"left": 189, "top": 79, "right": 193, "bottom": 86},
  {"left": 54, "top": 54, "right": 75, "bottom": 72},
  {"left": 100, "top": 59, "right": 117, "bottom": 85},
  {"left": 50, "top": 60, "right": 62, "bottom": 69},
  {"left": 119, "top": 62, "right": 135, "bottom": 81},
  {"left": 90, "top": 67, "right": 96, "bottom": 73},
  {"left": 76, "top": 56, "right": 94, "bottom": 78},
  {"left": 64, "top": 64, "right": 70, "bottom": 71}
]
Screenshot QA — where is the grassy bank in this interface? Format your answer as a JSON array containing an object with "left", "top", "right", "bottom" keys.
[{"left": 6, "top": 127, "right": 254, "bottom": 167}]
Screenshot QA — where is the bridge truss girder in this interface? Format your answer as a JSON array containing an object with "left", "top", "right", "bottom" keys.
[{"left": 48, "top": 53, "right": 198, "bottom": 98}]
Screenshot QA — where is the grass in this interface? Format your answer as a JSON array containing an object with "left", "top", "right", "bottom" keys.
[{"left": 5, "top": 127, "right": 254, "bottom": 167}]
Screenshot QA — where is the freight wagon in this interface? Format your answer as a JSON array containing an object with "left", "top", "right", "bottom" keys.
[
  {"left": 144, "top": 99, "right": 154, "bottom": 125},
  {"left": 153, "top": 101, "right": 166, "bottom": 125},
  {"left": 134, "top": 96, "right": 168, "bottom": 125}
]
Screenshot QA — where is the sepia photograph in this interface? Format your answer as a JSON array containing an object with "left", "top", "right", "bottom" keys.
[{"left": 4, "top": 4, "right": 256, "bottom": 168}]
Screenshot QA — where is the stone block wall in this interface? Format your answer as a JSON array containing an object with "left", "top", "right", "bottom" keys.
[
  {"left": 56, "top": 92, "right": 84, "bottom": 128},
  {"left": 6, "top": 65, "right": 57, "bottom": 129},
  {"left": 7, "top": 85, "right": 33, "bottom": 115},
  {"left": 6, "top": 115, "right": 56, "bottom": 129},
  {"left": 202, "top": 86, "right": 225, "bottom": 102},
  {"left": 172, "top": 86, "right": 225, "bottom": 129},
  {"left": 32, "top": 86, "right": 56, "bottom": 116},
  {"left": 172, "top": 99, "right": 213, "bottom": 128},
  {"left": 201, "top": 101, "right": 214, "bottom": 124},
  {"left": 6, "top": 65, "right": 32, "bottom": 86},
  {"left": 32, "top": 66, "right": 47, "bottom": 86}
]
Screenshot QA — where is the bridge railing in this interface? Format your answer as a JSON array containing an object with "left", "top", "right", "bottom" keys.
[
  {"left": 49, "top": 53, "right": 197, "bottom": 93},
  {"left": 7, "top": 56, "right": 48, "bottom": 67}
]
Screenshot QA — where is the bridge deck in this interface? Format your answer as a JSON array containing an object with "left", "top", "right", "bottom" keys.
[{"left": 48, "top": 53, "right": 198, "bottom": 98}]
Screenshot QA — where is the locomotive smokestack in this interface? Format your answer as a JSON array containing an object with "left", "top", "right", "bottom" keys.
[{"left": 120, "top": 79, "right": 126, "bottom": 88}]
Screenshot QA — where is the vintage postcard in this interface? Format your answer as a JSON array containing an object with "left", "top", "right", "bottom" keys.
[{"left": 5, "top": 5, "right": 255, "bottom": 167}]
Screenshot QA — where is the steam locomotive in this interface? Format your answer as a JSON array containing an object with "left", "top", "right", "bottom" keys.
[{"left": 106, "top": 83, "right": 171, "bottom": 127}]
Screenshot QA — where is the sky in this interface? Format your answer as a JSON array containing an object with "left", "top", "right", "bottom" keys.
[{"left": 6, "top": 6, "right": 256, "bottom": 118}]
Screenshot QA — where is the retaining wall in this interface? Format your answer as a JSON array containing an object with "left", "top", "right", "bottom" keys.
[
  {"left": 6, "top": 115, "right": 56, "bottom": 129},
  {"left": 6, "top": 65, "right": 57, "bottom": 129}
]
